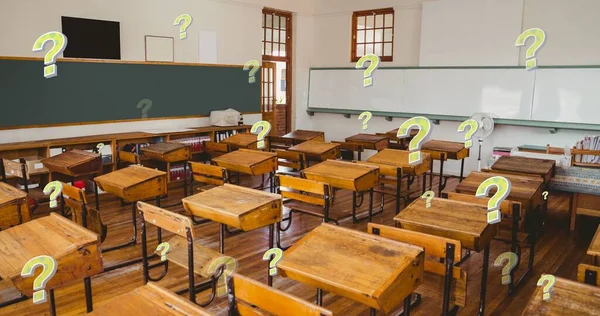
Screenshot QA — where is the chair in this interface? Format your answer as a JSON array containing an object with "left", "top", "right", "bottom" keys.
[
  {"left": 368, "top": 223, "right": 466, "bottom": 316},
  {"left": 443, "top": 192, "right": 532, "bottom": 294},
  {"left": 227, "top": 273, "right": 333, "bottom": 316},
  {"left": 188, "top": 162, "right": 228, "bottom": 224},
  {"left": 139, "top": 201, "right": 226, "bottom": 307},
  {"left": 567, "top": 147, "right": 600, "bottom": 230},
  {"left": 331, "top": 141, "right": 364, "bottom": 161},
  {"left": 0, "top": 158, "right": 49, "bottom": 214},
  {"left": 274, "top": 149, "right": 305, "bottom": 177},
  {"left": 204, "top": 141, "right": 230, "bottom": 161},
  {"left": 60, "top": 182, "right": 108, "bottom": 243},
  {"left": 276, "top": 175, "right": 332, "bottom": 249},
  {"left": 116, "top": 150, "right": 142, "bottom": 169},
  {"left": 268, "top": 136, "right": 294, "bottom": 151},
  {"left": 546, "top": 144, "right": 565, "bottom": 155}
]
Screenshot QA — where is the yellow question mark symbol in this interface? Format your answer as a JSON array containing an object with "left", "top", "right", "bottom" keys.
[
  {"left": 475, "top": 176, "right": 511, "bottom": 225},
  {"left": 515, "top": 28, "right": 546, "bottom": 70},
  {"left": 43, "top": 181, "right": 63, "bottom": 209},
  {"left": 262, "top": 248, "right": 284, "bottom": 276},
  {"left": 243, "top": 60, "right": 260, "bottom": 84},
  {"left": 397, "top": 116, "right": 432, "bottom": 165},
  {"left": 32, "top": 31, "right": 68, "bottom": 79},
  {"left": 542, "top": 191, "right": 549, "bottom": 201},
  {"left": 96, "top": 143, "right": 105, "bottom": 154},
  {"left": 20, "top": 255, "right": 58, "bottom": 304},
  {"left": 358, "top": 111, "right": 372, "bottom": 130},
  {"left": 494, "top": 252, "right": 519, "bottom": 285},
  {"left": 457, "top": 119, "right": 479, "bottom": 148},
  {"left": 136, "top": 99, "right": 153, "bottom": 119},
  {"left": 206, "top": 256, "right": 238, "bottom": 297},
  {"left": 156, "top": 242, "right": 170, "bottom": 262},
  {"left": 173, "top": 14, "right": 193, "bottom": 40},
  {"left": 251, "top": 121, "right": 272, "bottom": 150},
  {"left": 355, "top": 54, "right": 380, "bottom": 87},
  {"left": 420, "top": 191, "right": 434, "bottom": 208},
  {"left": 537, "top": 274, "right": 556, "bottom": 301}
]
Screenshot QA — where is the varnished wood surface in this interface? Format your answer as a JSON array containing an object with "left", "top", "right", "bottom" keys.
[
  {"left": 588, "top": 225, "right": 600, "bottom": 258},
  {"left": 302, "top": 160, "right": 379, "bottom": 192},
  {"left": 491, "top": 156, "right": 556, "bottom": 183},
  {"left": 0, "top": 213, "right": 103, "bottom": 297},
  {"left": 90, "top": 282, "right": 214, "bottom": 315},
  {"left": 421, "top": 140, "right": 469, "bottom": 160},
  {"left": 182, "top": 184, "right": 282, "bottom": 231},
  {"left": 141, "top": 142, "right": 191, "bottom": 163},
  {"left": 0, "top": 182, "right": 30, "bottom": 227},
  {"left": 395, "top": 198, "right": 499, "bottom": 251},
  {"left": 288, "top": 141, "right": 339, "bottom": 162},
  {"left": 521, "top": 276, "right": 600, "bottom": 315},
  {"left": 212, "top": 149, "right": 277, "bottom": 176},
  {"left": 1, "top": 173, "right": 598, "bottom": 316},
  {"left": 366, "top": 149, "right": 431, "bottom": 176},
  {"left": 41, "top": 150, "right": 102, "bottom": 177},
  {"left": 281, "top": 130, "right": 325, "bottom": 142},
  {"left": 279, "top": 223, "right": 424, "bottom": 314},
  {"left": 344, "top": 134, "right": 388, "bottom": 151},
  {"left": 94, "top": 165, "right": 167, "bottom": 202},
  {"left": 220, "top": 133, "right": 259, "bottom": 150},
  {"left": 0, "top": 182, "right": 27, "bottom": 208}
]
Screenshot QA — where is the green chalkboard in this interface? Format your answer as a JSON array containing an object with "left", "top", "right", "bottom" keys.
[{"left": 0, "top": 58, "right": 260, "bottom": 128}]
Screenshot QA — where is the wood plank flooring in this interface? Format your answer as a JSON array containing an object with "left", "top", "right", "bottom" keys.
[{"left": 1, "top": 171, "right": 598, "bottom": 315}]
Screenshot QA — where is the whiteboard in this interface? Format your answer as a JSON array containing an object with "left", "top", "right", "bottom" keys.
[{"left": 532, "top": 69, "right": 600, "bottom": 124}]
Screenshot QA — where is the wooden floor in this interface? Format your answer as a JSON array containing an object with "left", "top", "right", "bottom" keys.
[{"left": 1, "top": 171, "right": 598, "bottom": 316}]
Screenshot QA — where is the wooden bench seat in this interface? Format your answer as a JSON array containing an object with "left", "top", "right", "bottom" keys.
[{"left": 158, "top": 235, "right": 223, "bottom": 278}]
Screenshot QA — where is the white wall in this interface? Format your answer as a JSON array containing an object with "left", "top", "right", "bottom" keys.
[
  {"left": 299, "top": 0, "right": 600, "bottom": 176},
  {"left": 0, "top": 0, "right": 315, "bottom": 143}
]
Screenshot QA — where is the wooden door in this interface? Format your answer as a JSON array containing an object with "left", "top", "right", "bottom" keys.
[{"left": 261, "top": 61, "right": 276, "bottom": 129}]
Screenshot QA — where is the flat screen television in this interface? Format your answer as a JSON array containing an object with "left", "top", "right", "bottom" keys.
[{"left": 61, "top": 16, "right": 121, "bottom": 59}]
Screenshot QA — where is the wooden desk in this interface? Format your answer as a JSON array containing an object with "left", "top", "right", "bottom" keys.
[
  {"left": 345, "top": 133, "right": 389, "bottom": 151},
  {"left": 395, "top": 198, "right": 498, "bottom": 316},
  {"left": 522, "top": 276, "right": 600, "bottom": 315},
  {"left": 281, "top": 130, "right": 325, "bottom": 143},
  {"left": 213, "top": 149, "right": 277, "bottom": 192},
  {"left": 94, "top": 166, "right": 167, "bottom": 263},
  {"left": 0, "top": 213, "right": 102, "bottom": 314},
  {"left": 288, "top": 141, "right": 339, "bottom": 162},
  {"left": 182, "top": 184, "right": 281, "bottom": 285},
  {"left": 90, "top": 283, "right": 213, "bottom": 315},
  {"left": 220, "top": 133, "right": 259, "bottom": 150},
  {"left": 0, "top": 182, "right": 30, "bottom": 227},
  {"left": 141, "top": 141, "right": 191, "bottom": 197},
  {"left": 302, "top": 160, "right": 379, "bottom": 222},
  {"left": 278, "top": 223, "right": 424, "bottom": 314},
  {"left": 422, "top": 140, "right": 470, "bottom": 188},
  {"left": 588, "top": 226, "right": 600, "bottom": 265},
  {"left": 491, "top": 156, "right": 556, "bottom": 185}
]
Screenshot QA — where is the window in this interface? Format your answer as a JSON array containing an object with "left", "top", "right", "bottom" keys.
[
  {"left": 262, "top": 9, "right": 290, "bottom": 60},
  {"left": 351, "top": 8, "right": 394, "bottom": 62}
]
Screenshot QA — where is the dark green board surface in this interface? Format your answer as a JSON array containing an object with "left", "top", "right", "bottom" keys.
[{"left": 0, "top": 59, "right": 260, "bottom": 128}]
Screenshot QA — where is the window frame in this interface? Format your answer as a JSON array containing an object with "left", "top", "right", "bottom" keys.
[{"left": 350, "top": 7, "right": 395, "bottom": 62}]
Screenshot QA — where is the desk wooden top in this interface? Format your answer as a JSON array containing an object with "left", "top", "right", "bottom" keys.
[
  {"left": 491, "top": 156, "right": 556, "bottom": 183},
  {"left": 395, "top": 198, "right": 498, "bottom": 251},
  {"left": 95, "top": 165, "right": 167, "bottom": 202},
  {"left": 588, "top": 226, "right": 600, "bottom": 258},
  {"left": 302, "top": 160, "right": 379, "bottom": 191},
  {"left": 421, "top": 140, "right": 469, "bottom": 160},
  {"left": 141, "top": 142, "right": 191, "bottom": 162},
  {"left": 212, "top": 149, "right": 277, "bottom": 176},
  {"left": 0, "top": 182, "right": 27, "bottom": 208},
  {"left": 182, "top": 184, "right": 282, "bottom": 231},
  {"left": 220, "top": 133, "right": 259, "bottom": 149},
  {"left": 455, "top": 171, "right": 544, "bottom": 211},
  {"left": 288, "top": 141, "right": 339, "bottom": 161},
  {"left": 522, "top": 276, "right": 600, "bottom": 315},
  {"left": 0, "top": 213, "right": 103, "bottom": 296},
  {"left": 41, "top": 149, "right": 102, "bottom": 177},
  {"left": 281, "top": 130, "right": 325, "bottom": 142},
  {"left": 90, "top": 282, "right": 213, "bottom": 315},
  {"left": 279, "top": 223, "right": 424, "bottom": 313},
  {"left": 386, "top": 128, "right": 418, "bottom": 138},
  {"left": 366, "top": 149, "right": 431, "bottom": 176},
  {"left": 345, "top": 133, "right": 389, "bottom": 151}
]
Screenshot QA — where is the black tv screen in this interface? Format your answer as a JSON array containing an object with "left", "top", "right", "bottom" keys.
[{"left": 61, "top": 16, "right": 121, "bottom": 59}]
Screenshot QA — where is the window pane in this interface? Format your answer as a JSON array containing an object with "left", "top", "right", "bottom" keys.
[
  {"left": 365, "top": 44, "right": 374, "bottom": 54},
  {"left": 280, "top": 30, "right": 287, "bottom": 44},
  {"left": 280, "top": 44, "right": 286, "bottom": 56},
  {"left": 273, "top": 15, "right": 280, "bottom": 29},
  {"left": 266, "top": 42, "right": 272, "bottom": 55},
  {"left": 357, "top": 16, "right": 365, "bottom": 29},
  {"left": 262, "top": 14, "right": 265, "bottom": 27},
  {"left": 273, "top": 30, "right": 279, "bottom": 43},
  {"left": 266, "top": 29, "right": 272, "bottom": 41},
  {"left": 384, "top": 14, "right": 393, "bottom": 27},
  {"left": 356, "top": 44, "right": 365, "bottom": 57},
  {"left": 366, "top": 15, "right": 374, "bottom": 28},
  {"left": 366, "top": 30, "right": 374, "bottom": 43},
  {"left": 374, "top": 29, "right": 383, "bottom": 42},
  {"left": 262, "top": 45, "right": 265, "bottom": 55},
  {"left": 384, "top": 29, "right": 393, "bottom": 42},
  {"left": 384, "top": 43, "right": 392, "bottom": 56},
  {"left": 266, "top": 14, "right": 272, "bottom": 27},
  {"left": 374, "top": 43, "right": 383, "bottom": 56},
  {"left": 280, "top": 17, "right": 286, "bottom": 30},
  {"left": 357, "top": 30, "right": 365, "bottom": 43},
  {"left": 375, "top": 15, "right": 384, "bottom": 28}
]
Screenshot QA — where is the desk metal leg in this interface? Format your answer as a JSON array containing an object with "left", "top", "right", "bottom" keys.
[
  {"left": 84, "top": 277, "right": 93, "bottom": 312},
  {"left": 368, "top": 188, "right": 374, "bottom": 222},
  {"left": 370, "top": 308, "right": 377, "bottom": 316},
  {"left": 219, "top": 223, "right": 226, "bottom": 254},
  {"left": 396, "top": 169, "right": 402, "bottom": 215},
  {"left": 404, "top": 294, "right": 412, "bottom": 316},
  {"left": 429, "top": 159, "right": 434, "bottom": 191},
  {"left": 352, "top": 192, "right": 358, "bottom": 223},
  {"left": 183, "top": 162, "right": 188, "bottom": 197},
  {"left": 94, "top": 182, "right": 100, "bottom": 211},
  {"left": 478, "top": 244, "right": 490, "bottom": 316},
  {"left": 459, "top": 159, "right": 465, "bottom": 182},
  {"left": 103, "top": 202, "right": 138, "bottom": 252},
  {"left": 268, "top": 223, "right": 275, "bottom": 286},
  {"left": 316, "top": 288, "right": 323, "bottom": 306},
  {"left": 438, "top": 155, "right": 446, "bottom": 196},
  {"left": 422, "top": 173, "right": 427, "bottom": 194},
  {"left": 49, "top": 289, "right": 56, "bottom": 316}
]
